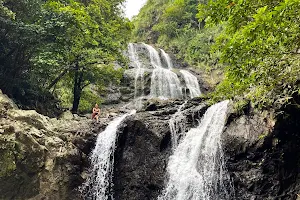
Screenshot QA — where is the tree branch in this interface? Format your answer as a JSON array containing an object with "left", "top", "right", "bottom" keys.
[{"left": 47, "top": 65, "right": 75, "bottom": 89}]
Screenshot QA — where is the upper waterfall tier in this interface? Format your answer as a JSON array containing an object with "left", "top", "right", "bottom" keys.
[
  {"left": 180, "top": 70, "right": 201, "bottom": 98},
  {"left": 127, "top": 43, "right": 202, "bottom": 100}
]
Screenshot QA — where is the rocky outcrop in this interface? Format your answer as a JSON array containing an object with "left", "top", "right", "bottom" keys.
[
  {"left": 223, "top": 104, "right": 300, "bottom": 200},
  {"left": 112, "top": 98, "right": 300, "bottom": 200},
  {"left": 3, "top": 83, "right": 300, "bottom": 200},
  {"left": 113, "top": 98, "right": 207, "bottom": 200},
  {"left": 0, "top": 90, "right": 108, "bottom": 200}
]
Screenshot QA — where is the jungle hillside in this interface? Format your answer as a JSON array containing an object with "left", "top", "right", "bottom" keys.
[
  {"left": 1, "top": 0, "right": 300, "bottom": 115},
  {"left": 132, "top": 0, "right": 300, "bottom": 110}
]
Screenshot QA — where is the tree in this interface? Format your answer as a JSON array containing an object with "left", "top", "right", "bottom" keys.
[
  {"left": 0, "top": 0, "right": 44, "bottom": 94},
  {"left": 132, "top": 0, "right": 222, "bottom": 72},
  {"left": 31, "top": 0, "right": 132, "bottom": 112},
  {"left": 0, "top": 0, "right": 132, "bottom": 114},
  {"left": 199, "top": 0, "right": 300, "bottom": 108}
]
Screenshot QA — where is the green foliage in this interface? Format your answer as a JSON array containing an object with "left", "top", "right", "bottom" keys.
[
  {"left": 186, "top": 25, "right": 223, "bottom": 69},
  {"left": 200, "top": 0, "right": 300, "bottom": 108},
  {"left": 0, "top": 0, "right": 132, "bottom": 114},
  {"left": 78, "top": 89, "right": 102, "bottom": 113},
  {"left": 132, "top": 0, "right": 220, "bottom": 73},
  {"left": 133, "top": 0, "right": 300, "bottom": 110},
  {"left": 131, "top": 0, "right": 169, "bottom": 43},
  {"left": 232, "top": 98, "right": 250, "bottom": 115},
  {"left": 258, "top": 132, "right": 268, "bottom": 140},
  {"left": 0, "top": 0, "right": 15, "bottom": 19}
]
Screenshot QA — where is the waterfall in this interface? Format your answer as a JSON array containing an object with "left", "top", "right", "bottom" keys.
[
  {"left": 81, "top": 111, "right": 136, "bottom": 200},
  {"left": 128, "top": 43, "right": 202, "bottom": 100},
  {"left": 128, "top": 43, "right": 142, "bottom": 69},
  {"left": 150, "top": 68, "right": 183, "bottom": 99},
  {"left": 180, "top": 70, "right": 201, "bottom": 98},
  {"left": 141, "top": 43, "right": 182, "bottom": 99},
  {"left": 169, "top": 101, "right": 188, "bottom": 149},
  {"left": 128, "top": 43, "right": 145, "bottom": 109},
  {"left": 160, "top": 49, "right": 173, "bottom": 69},
  {"left": 159, "top": 100, "right": 234, "bottom": 200},
  {"left": 142, "top": 43, "right": 162, "bottom": 68}
]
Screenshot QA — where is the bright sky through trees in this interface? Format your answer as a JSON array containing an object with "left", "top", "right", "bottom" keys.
[{"left": 124, "top": 0, "right": 147, "bottom": 19}]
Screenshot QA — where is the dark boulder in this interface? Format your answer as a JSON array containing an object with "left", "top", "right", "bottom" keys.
[
  {"left": 113, "top": 98, "right": 207, "bottom": 200},
  {"left": 223, "top": 104, "right": 300, "bottom": 200}
]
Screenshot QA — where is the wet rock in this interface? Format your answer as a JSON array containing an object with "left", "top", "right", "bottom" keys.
[
  {"left": 223, "top": 104, "right": 300, "bottom": 200},
  {"left": 113, "top": 98, "right": 208, "bottom": 200},
  {"left": 0, "top": 90, "right": 109, "bottom": 200},
  {"left": 113, "top": 114, "right": 171, "bottom": 200}
]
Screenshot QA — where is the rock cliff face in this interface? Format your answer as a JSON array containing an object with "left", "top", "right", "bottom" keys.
[
  {"left": 2, "top": 87, "right": 300, "bottom": 200},
  {"left": 0, "top": 90, "right": 107, "bottom": 200},
  {"left": 224, "top": 105, "right": 300, "bottom": 200},
  {"left": 113, "top": 98, "right": 207, "bottom": 200},
  {"left": 112, "top": 100, "right": 300, "bottom": 200}
]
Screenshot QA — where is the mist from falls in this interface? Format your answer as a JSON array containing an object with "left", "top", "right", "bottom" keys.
[
  {"left": 81, "top": 111, "right": 135, "bottom": 200},
  {"left": 159, "top": 100, "right": 234, "bottom": 200}
]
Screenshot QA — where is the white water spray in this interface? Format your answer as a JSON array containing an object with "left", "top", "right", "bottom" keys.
[
  {"left": 150, "top": 68, "right": 183, "bottom": 99},
  {"left": 160, "top": 49, "right": 173, "bottom": 69},
  {"left": 159, "top": 100, "right": 234, "bottom": 200},
  {"left": 81, "top": 111, "right": 136, "bottom": 200},
  {"left": 143, "top": 43, "right": 162, "bottom": 68},
  {"left": 128, "top": 43, "right": 145, "bottom": 109},
  {"left": 169, "top": 101, "right": 188, "bottom": 149},
  {"left": 142, "top": 44, "right": 182, "bottom": 99},
  {"left": 180, "top": 70, "right": 201, "bottom": 98}
]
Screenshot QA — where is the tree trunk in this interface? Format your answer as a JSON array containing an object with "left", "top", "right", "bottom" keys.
[
  {"left": 71, "top": 63, "right": 84, "bottom": 113},
  {"left": 72, "top": 85, "right": 81, "bottom": 113}
]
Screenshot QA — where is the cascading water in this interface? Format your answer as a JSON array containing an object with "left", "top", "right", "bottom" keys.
[
  {"left": 169, "top": 101, "right": 188, "bottom": 149},
  {"left": 150, "top": 68, "right": 183, "bottom": 99},
  {"left": 142, "top": 43, "right": 183, "bottom": 99},
  {"left": 180, "top": 70, "right": 201, "bottom": 98},
  {"left": 142, "top": 43, "right": 162, "bottom": 68},
  {"left": 128, "top": 43, "right": 202, "bottom": 100},
  {"left": 160, "top": 49, "right": 173, "bottom": 69},
  {"left": 81, "top": 111, "right": 136, "bottom": 200},
  {"left": 128, "top": 43, "right": 145, "bottom": 109},
  {"left": 159, "top": 100, "right": 234, "bottom": 200},
  {"left": 81, "top": 43, "right": 231, "bottom": 200}
]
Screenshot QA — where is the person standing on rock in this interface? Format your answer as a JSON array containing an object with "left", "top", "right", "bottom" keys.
[{"left": 92, "top": 104, "right": 101, "bottom": 123}]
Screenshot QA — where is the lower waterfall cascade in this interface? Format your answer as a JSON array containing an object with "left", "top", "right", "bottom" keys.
[
  {"left": 80, "top": 111, "right": 136, "bottom": 200},
  {"left": 159, "top": 100, "right": 234, "bottom": 200}
]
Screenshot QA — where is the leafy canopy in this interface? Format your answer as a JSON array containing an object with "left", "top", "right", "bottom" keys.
[
  {"left": 0, "top": 0, "right": 133, "bottom": 113},
  {"left": 199, "top": 0, "right": 300, "bottom": 108}
]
